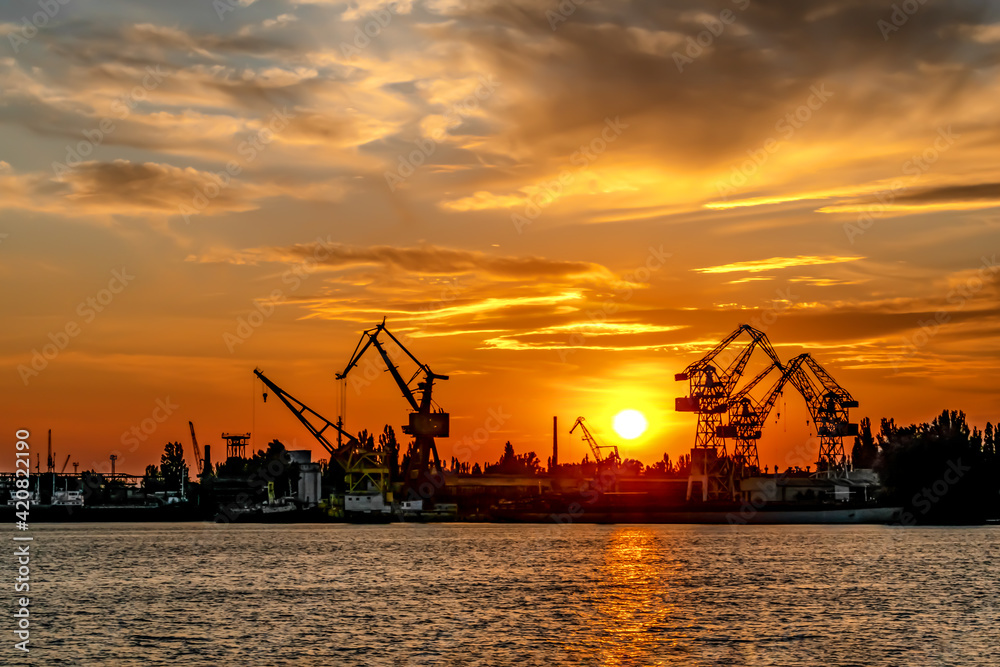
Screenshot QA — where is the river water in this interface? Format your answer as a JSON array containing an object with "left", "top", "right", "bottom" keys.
[{"left": 17, "top": 523, "right": 1000, "bottom": 666}]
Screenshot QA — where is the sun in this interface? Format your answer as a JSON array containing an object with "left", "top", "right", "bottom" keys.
[{"left": 613, "top": 409, "right": 648, "bottom": 440}]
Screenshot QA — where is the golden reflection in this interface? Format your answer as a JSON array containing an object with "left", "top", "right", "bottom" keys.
[{"left": 581, "top": 527, "right": 681, "bottom": 666}]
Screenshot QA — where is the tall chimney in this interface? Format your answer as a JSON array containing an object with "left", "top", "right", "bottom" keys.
[
  {"left": 203, "top": 444, "right": 212, "bottom": 476},
  {"left": 552, "top": 416, "right": 558, "bottom": 469}
]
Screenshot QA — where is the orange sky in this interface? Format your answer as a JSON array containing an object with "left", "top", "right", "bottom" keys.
[{"left": 3, "top": 1, "right": 1000, "bottom": 475}]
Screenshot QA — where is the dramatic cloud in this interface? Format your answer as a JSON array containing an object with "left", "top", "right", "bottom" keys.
[{"left": 4, "top": 0, "right": 1000, "bottom": 470}]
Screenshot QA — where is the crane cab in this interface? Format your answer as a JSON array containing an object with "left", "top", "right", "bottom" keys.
[{"left": 404, "top": 412, "right": 450, "bottom": 437}]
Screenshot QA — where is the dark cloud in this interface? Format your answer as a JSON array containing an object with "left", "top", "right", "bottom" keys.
[
  {"left": 896, "top": 182, "right": 1000, "bottom": 203},
  {"left": 58, "top": 159, "right": 249, "bottom": 212},
  {"left": 281, "top": 242, "right": 611, "bottom": 279},
  {"left": 422, "top": 0, "right": 998, "bottom": 171}
]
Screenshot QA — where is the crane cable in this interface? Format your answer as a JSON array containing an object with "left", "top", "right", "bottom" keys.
[{"left": 338, "top": 376, "right": 347, "bottom": 443}]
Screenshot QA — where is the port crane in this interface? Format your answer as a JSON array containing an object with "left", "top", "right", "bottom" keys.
[
  {"left": 188, "top": 421, "right": 205, "bottom": 476},
  {"left": 253, "top": 368, "right": 392, "bottom": 499},
  {"left": 675, "top": 325, "right": 782, "bottom": 499},
  {"left": 783, "top": 353, "right": 858, "bottom": 473},
  {"left": 569, "top": 417, "right": 619, "bottom": 465},
  {"left": 718, "top": 360, "right": 795, "bottom": 476},
  {"left": 336, "top": 319, "right": 449, "bottom": 504},
  {"left": 675, "top": 324, "right": 783, "bottom": 456}
]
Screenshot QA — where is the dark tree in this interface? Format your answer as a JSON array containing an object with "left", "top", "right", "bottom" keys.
[
  {"left": 618, "top": 458, "right": 644, "bottom": 476},
  {"left": 248, "top": 439, "right": 298, "bottom": 499},
  {"left": 484, "top": 442, "right": 542, "bottom": 475},
  {"left": 142, "top": 464, "right": 163, "bottom": 492},
  {"left": 160, "top": 442, "right": 188, "bottom": 491},
  {"left": 875, "top": 410, "right": 994, "bottom": 524},
  {"left": 851, "top": 417, "right": 879, "bottom": 468},
  {"left": 644, "top": 453, "right": 675, "bottom": 476},
  {"left": 379, "top": 425, "right": 399, "bottom": 480}
]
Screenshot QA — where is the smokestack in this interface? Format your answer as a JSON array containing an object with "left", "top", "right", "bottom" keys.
[
  {"left": 203, "top": 444, "right": 211, "bottom": 476},
  {"left": 47, "top": 429, "right": 53, "bottom": 473},
  {"left": 552, "top": 416, "right": 558, "bottom": 469}
]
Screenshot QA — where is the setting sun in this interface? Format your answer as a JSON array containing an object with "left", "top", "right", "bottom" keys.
[{"left": 613, "top": 410, "right": 648, "bottom": 440}]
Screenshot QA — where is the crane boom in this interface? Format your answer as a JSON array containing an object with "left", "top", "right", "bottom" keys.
[
  {"left": 336, "top": 318, "right": 449, "bottom": 415},
  {"left": 569, "top": 417, "right": 618, "bottom": 464},
  {"left": 718, "top": 361, "right": 790, "bottom": 473},
  {"left": 729, "top": 361, "right": 778, "bottom": 405},
  {"left": 188, "top": 421, "right": 204, "bottom": 473},
  {"left": 336, "top": 319, "right": 449, "bottom": 505},
  {"left": 675, "top": 324, "right": 785, "bottom": 499},
  {"left": 675, "top": 325, "right": 783, "bottom": 457},
  {"left": 253, "top": 368, "right": 360, "bottom": 456},
  {"left": 60, "top": 454, "right": 71, "bottom": 473},
  {"left": 784, "top": 353, "right": 858, "bottom": 471}
]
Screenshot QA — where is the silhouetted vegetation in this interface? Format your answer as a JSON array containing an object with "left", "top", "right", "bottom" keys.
[
  {"left": 851, "top": 417, "right": 879, "bottom": 469},
  {"left": 643, "top": 453, "right": 692, "bottom": 478},
  {"left": 159, "top": 442, "right": 187, "bottom": 491},
  {"left": 484, "top": 442, "right": 542, "bottom": 475},
  {"left": 72, "top": 412, "right": 1000, "bottom": 524},
  {"left": 876, "top": 410, "right": 1000, "bottom": 524}
]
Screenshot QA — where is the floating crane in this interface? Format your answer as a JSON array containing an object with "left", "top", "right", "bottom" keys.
[
  {"left": 336, "top": 319, "right": 448, "bottom": 505},
  {"left": 569, "top": 417, "right": 619, "bottom": 464},
  {"left": 254, "top": 369, "right": 360, "bottom": 455},
  {"left": 253, "top": 368, "right": 391, "bottom": 501},
  {"left": 783, "top": 353, "right": 858, "bottom": 473}
]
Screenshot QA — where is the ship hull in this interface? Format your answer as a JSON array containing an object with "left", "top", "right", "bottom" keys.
[
  {"left": 1, "top": 503, "right": 200, "bottom": 522},
  {"left": 490, "top": 501, "right": 902, "bottom": 524}
]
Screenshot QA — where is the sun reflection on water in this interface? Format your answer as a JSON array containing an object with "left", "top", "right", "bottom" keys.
[{"left": 581, "top": 527, "right": 683, "bottom": 665}]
